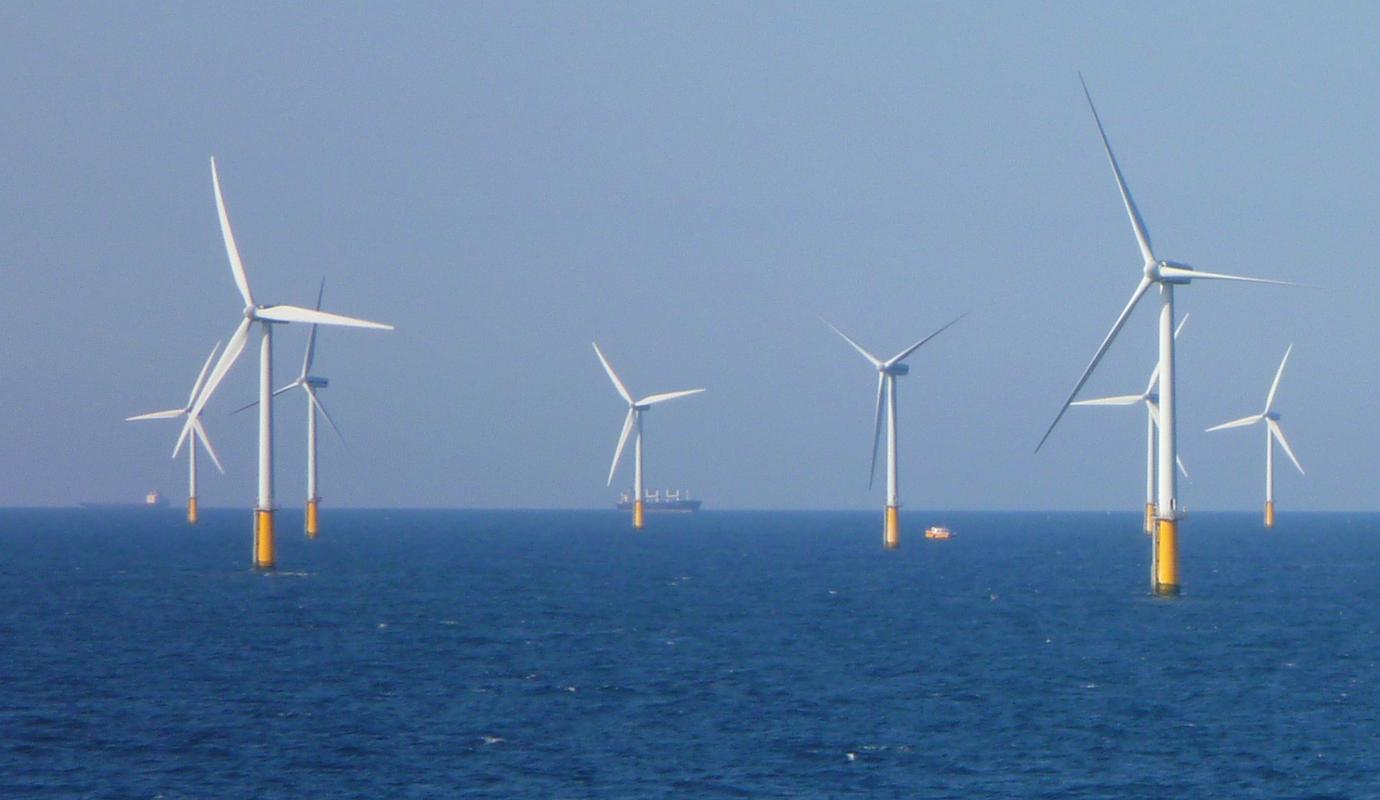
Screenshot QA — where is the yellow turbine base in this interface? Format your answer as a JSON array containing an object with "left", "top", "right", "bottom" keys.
[
  {"left": 884, "top": 505, "right": 900, "bottom": 549},
  {"left": 306, "top": 498, "right": 319, "bottom": 538},
  {"left": 633, "top": 500, "right": 645, "bottom": 530},
  {"left": 1154, "top": 518, "right": 1179, "bottom": 596},
  {"left": 187, "top": 497, "right": 199, "bottom": 526},
  {"left": 1264, "top": 501, "right": 1275, "bottom": 529},
  {"left": 1144, "top": 502, "right": 1155, "bottom": 535},
  {"left": 254, "top": 509, "right": 276, "bottom": 570}
]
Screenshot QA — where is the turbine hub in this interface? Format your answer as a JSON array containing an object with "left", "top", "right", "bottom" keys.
[{"left": 1151, "top": 260, "right": 1194, "bottom": 285}]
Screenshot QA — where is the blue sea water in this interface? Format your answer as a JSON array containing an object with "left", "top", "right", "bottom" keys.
[{"left": 2, "top": 508, "right": 1379, "bottom": 798}]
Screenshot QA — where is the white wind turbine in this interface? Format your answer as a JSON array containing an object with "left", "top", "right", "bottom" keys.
[
  {"left": 1071, "top": 314, "right": 1189, "bottom": 535},
  {"left": 181, "top": 158, "right": 393, "bottom": 569},
  {"left": 127, "top": 340, "right": 225, "bottom": 524},
  {"left": 593, "top": 342, "right": 704, "bottom": 530},
  {"left": 1037, "top": 76, "right": 1296, "bottom": 596},
  {"left": 231, "top": 279, "right": 344, "bottom": 538},
  {"left": 1206, "top": 345, "right": 1304, "bottom": 528},
  {"left": 823, "top": 315, "right": 963, "bottom": 548}
]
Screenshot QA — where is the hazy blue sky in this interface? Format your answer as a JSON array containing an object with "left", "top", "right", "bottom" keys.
[{"left": 1, "top": 3, "right": 1377, "bottom": 511}]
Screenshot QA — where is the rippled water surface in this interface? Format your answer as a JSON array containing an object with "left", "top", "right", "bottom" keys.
[{"left": 3, "top": 508, "right": 1379, "bottom": 798}]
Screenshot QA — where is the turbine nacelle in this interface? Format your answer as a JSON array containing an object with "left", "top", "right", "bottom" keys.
[
  {"left": 1148, "top": 260, "right": 1195, "bottom": 284},
  {"left": 307, "top": 376, "right": 329, "bottom": 389},
  {"left": 881, "top": 363, "right": 910, "bottom": 377}
]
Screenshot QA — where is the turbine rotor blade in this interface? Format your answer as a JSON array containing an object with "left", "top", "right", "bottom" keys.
[
  {"left": 1157, "top": 266, "right": 1301, "bottom": 287},
  {"left": 1264, "top": 344, "right": 1293, "bottom": 413},
  {"left": 1176, "top": 454, "right": 1189, "bottom": 479},
  {"left": 255, "top": 305, "right": 392, "bottom": 330},
  {"left": 301, "top": 278, "right": 324, "bottom": 378},
  {"left": 1268, "top": 419, "right": 1305, "bottom": 475},
  {"left": 126, "top": 409, "right": 184, "bottom": 422},
  {"left": 192, "top": 417, "right": 225, "bottom": 474},
  {"left": 869, "top": 373, "right": 884, "bottom": 490},
  {"left": 1071, "top": 394, "right": 1144, "bottom": 407},
  {"left": 187, "top": 340, "right": 223, "bottom": 408},
  {"left": 228, "top": 399, "right": 259, "bottom": 417},
  {"left": 308, "top": 388, "right": 346, "bottom": 446},
  {"left": 172, "top": 415, "right": 193, "bottom": 460},
  {"left": 1143, "top": 363, "right": 1160, "bottom": 397},
  {"left": 608, "top": 408, "right": 636, "bottom": 486},
  {"left": 637, "top": 389, "right": 705, "bottom": 406},
  {"left": 1080, "top": 74, "right": 1155, "bottom": 265},
  {"left": 185, "top": 317, "right": 253, "bottom": 426},
  {"left": 886, "top": 312, "right": 967, "bottom": 367},
  {"left": 592, "top": 342, "right": 633, "bottom": 405},
  {"left": 210, "top": 157, "right": 254, "bottom": 307},
  {"left": 819, "top": 317, "right": 882, "bottom": 368},
  {"left": 1140, "top": 317, "right": 1184, "bottom": 396},
  {"left": 1205, "top": 414, "right": 1263, "bottom": 433},
  {"left": 1036, "top": 275, "right": 1153, "bottom": 452},
  {"left": 232, "top": 381, "right": 298, "bottom": 415}
]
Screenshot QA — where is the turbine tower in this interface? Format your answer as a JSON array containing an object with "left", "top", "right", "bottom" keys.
[
  {"left": 1037, "top": 76, "right": 1295, "bottom": 596},
  {"left": 1206, "top": 345, "right": 1304, "bottom": 528},
  {"left": 1071, "top": 314, "right": 1189, "bottom": 534},
  {"left": 231, "top": 279, "right": 346, "bottom": 538},
  {"left": 126, "top": 341, "right": 226, "bottom": 524},
  {"left": 823, "top": 315, "right": 962, "bottom": 549},
  {"left": 182, "top": 158, "right": 392, "bottom": 569},
  {"left": 592, "top": 342, "right": 703, "bottom": 530}
]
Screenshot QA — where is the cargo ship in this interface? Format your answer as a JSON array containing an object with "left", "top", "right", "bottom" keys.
[
  {"left": 616, "top": 489, "right": 701, "bottom": 513},
  {"left": 79, "top": 490, "right": 169, "bottom": 510}
]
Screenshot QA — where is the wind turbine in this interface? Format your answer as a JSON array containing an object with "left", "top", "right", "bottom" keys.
[
  {"left": 1206, "top": 345, "right": 1304, "bottom": 528},
  {"left": 592, "top": 342, "right": 704, "bottom": 529},
  {"left": 1037, "top": 76, "right": 1296, "bottom": 596},
  {"left": 823, "top": 315, "right": 963, "bottom": 548},
  {"left": 1071, "top": 314, "right": 1189, "bottom": 535},
  {"left": 126, "top": 341, "right": 226, "bottom": 524},
  {"left": 181, "top": 158, "right": 393, "bottom": 569},
  {"left": 231, "top": 279, "right": 345, "bottom": 538}
]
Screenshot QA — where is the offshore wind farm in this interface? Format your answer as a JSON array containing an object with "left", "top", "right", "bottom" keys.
[{"left": 7, "top": 4, "right": 1380, "bottom": 798}]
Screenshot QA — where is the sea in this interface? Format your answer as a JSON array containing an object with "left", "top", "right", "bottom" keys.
[{"left": 2, "top": 508, "right": 1378, "bottom": 798}]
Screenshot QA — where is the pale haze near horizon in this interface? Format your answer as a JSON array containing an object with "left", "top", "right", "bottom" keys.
[{"left": 0, "top": 3, "right": 1375, "bottom": 512}]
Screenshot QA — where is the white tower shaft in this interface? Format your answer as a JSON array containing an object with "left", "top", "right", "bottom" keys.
[
  {"left": 307, "top": 392, "right": 319, "bottom": 502},
  {"left": 1265, "top": 426, "right": 1274, "bottom": 504},
  {"left": 189, "top": 429, "right": 198, "bottom": 500},
  {"left": 634, "top": 412, "right": 644, "bottom": 502},
  {"left": 1155, "top": 285, "right": 1177, "bottom": 519},
  {"left": 258, "top": 324, "right": 274, "bottom": 512},
  {"left": 886, "top": 375, "right": 898, "bottom": 508},
  {"left": 1144, "top": 405, "right": 1155, "bottom": 511}
]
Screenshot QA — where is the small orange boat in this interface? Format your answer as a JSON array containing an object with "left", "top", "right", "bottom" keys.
[{"left": 924, "top": 526, "right": 953, "bottom": 540}]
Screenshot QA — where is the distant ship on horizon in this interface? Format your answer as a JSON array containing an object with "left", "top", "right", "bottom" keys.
[
  {"left": 616, "top": 489, "right": 701, "bottom": 513},
  {"left": 79, "top": 490, "right": 169, "bottom": 510}
]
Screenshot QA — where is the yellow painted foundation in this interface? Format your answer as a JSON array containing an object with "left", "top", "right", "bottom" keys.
[
  {"left": 633, "top": 500, "right": 645, "bottom": 530},
  {"left": 187, "top": 497, "right": 199, "bottom": 526},
  {"left": 306, "top": 499, "right": 319, "bottom": 538},
  {"left": 254, "top": 509, "right": 276, "bottom": 569},
  {"left": 884, "top": 505, "right": 900, "bottom": 549},
  {"left": 1144, "top": 502, "right": 1155, "bottom": 535},
  {"left": 1154, "top": 518, "right": 1179, "bottom": 596},
  {"left": 1264, "top": 500, "right": 1274, "bottom": 529}
]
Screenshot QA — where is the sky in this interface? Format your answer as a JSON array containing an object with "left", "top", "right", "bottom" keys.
[{"left": 1, "top": 2, "right": 1378, "bottom": 511}]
